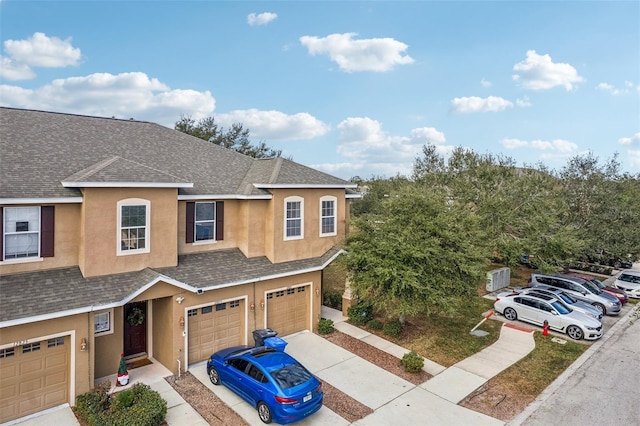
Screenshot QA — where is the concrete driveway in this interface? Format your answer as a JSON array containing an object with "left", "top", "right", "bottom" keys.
[{"left": 190, "top": 331, "right": 504, "bottom": 425}]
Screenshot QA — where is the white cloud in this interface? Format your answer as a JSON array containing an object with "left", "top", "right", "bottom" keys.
[
  {"left": 628, "top": 150, "right": 640, "bottom": 169},
  {"left": 0, "top": 72, "right": 214, "bottom": 126},
  {"left": 516, "top": 96, "right": 532, "bottom": 107},
  {"left": 299, "top": 33, "right": 414, "bottom": 73},
  {"left": 512, "top": 50, "right": 584, "bottom": 91},
  {"left": 0, "top": 56, "right": 36, "bottom": 80},
  {"left": 326, "top": 117, "right": 450, "bottom": 178},
  {"left": 451, "top": 96, "right": 513, "bottom": 113},
  {"left": 501, "top": 137, "right": 578, "bottom": 153},
  {"left": 247, "top": 12, "right": 278, "bottom": 26},
  {"left": 596, "top": 82, "right": 628, "bottom": 96},
  {"left": 216, "top": 109, "right": 329, "bottom": 141},
  {"left": 481, "top": 78, "right": 492, "bottom": 87},
  {"left": 618, "top": 132, "right": 640, "bottom": 145},
  {"left": 4, "top": 32, "right": 81, "bottom": 68}
]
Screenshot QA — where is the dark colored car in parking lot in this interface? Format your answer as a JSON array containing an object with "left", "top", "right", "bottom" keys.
[
  {"left": 207, "top": 345, "right": 323, "bottom": 424},
  {"left": 567, "top": 273, "right": 628, "bottom": 305}
]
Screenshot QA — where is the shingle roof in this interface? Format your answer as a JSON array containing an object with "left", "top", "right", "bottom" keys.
[
  {"left": 0, "top": 247, "right": 343, "bottom": 325},
  {"left": 0, "top": 108, "right": 353, "bottom": 199}
]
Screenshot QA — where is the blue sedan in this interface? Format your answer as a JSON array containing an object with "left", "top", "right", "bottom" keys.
[{"left": 207, "top": 345, "right": 323, "bottom": 424}]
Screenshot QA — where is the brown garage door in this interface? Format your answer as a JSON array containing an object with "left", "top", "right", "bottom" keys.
[
  {"left": 0, "top": 336, "right": 70, "bottom": 423},
  {"left": 266, "top": 286, "right": 310, "bottom": 336},
  {"left": 188, "top": 299, "right": 243, "bottom": 364}
]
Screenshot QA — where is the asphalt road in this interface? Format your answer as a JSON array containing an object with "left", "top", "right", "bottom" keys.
[{"left": 510, "top": 303, "right": 640, "bottom": 426}]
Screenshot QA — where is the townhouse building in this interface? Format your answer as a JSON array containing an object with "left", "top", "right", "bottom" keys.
[{"left": 0, "top": 107, "right": 356, "bottom": 423}]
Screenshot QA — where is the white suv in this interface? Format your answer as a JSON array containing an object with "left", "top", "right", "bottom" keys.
[{"left": 528, "top": 273, "right": 621, "bottom": 316}]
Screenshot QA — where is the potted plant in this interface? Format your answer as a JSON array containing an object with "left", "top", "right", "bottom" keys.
[{"left": 117, "top": 353, "right": 129, "bottom": 386}]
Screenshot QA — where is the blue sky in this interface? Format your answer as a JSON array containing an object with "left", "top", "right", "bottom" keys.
[{"left": 1, "top": 1, "right": 638, "bottom": 180}]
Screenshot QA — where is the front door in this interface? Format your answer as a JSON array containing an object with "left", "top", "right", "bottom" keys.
[{"left": 124, "top": 301, "right": 147, "bottom": 357}]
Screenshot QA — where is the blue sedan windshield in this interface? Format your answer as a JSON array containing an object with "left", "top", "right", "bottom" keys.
[
  {"left": 552, "top": 301, "right": 571, "bottom": 314},
  {"left": 270, "top": 363, "right": 312, "bottom": 389}
]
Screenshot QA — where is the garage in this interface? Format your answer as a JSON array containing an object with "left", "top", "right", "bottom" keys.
[
  {"left": 188, "top": 299, "right": 243, "bottom": 364},
  {"left": 266, "top": 285, "right": 310, "bottom": 337},
  {"left": 0, "top": 336, "right": 70, "bottom": 424}
]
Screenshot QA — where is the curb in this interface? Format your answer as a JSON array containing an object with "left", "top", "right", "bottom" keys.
[{"left": 508, "top": 303, "right": 638, "bottom": 426}]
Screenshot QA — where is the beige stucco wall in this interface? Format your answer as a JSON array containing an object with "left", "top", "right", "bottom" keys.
[
  {"left": 94, "top": 308, "right": 125, "bottom": 379},
  {"left": 177, "top": 199, "right": 244, "bottom": 255},
  {"left": 151, "top": 297, "right": 174, "bottom": 373},
  {"left": 0, "top": 203, "right": 80, "bottom": 275},
  {"left": 79, "top": 187, "right": 178, "bottom": 277},
  {"left": 267, "top": 189, "right": 347, "bottom": 263},
  {"left": 0, "top": 314, "right": 93, "bottom": 400}
]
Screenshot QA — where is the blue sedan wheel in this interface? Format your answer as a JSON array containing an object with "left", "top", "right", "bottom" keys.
[
  {"left": 258, "top": 401, "right": 272, "bottom": 424},
  {"left": 208, "top": 367, "right": 220, "bottom": 385}
]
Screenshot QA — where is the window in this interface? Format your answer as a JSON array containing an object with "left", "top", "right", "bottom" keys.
[
  {"left": 320, "top": 196, "right": 337, "bottom": 236},
  {"left": 2, "top": 206, "right": 54, "bottom": 260},
  {"left": 22, "top": 342, "right": 40, "bottom": 353},
  {"left": 118, "top": 199, "right": 150, "bottom": 255},
  {"left": 195, "top": 202, "right": 215, "bottom": 241},
  {"left": 0, "top": 348, "right": 15, "bottom": 358},
  {"left": 202, "top": 306, "right": 213, "bottom": 314},
  {"left": 48, "top": 337, "right": 65, "bottom": 348},
  {"left": 284, "top": 196, "right": 303, "bottom": 240},
  {"left": 94, "top": 310, "right": 113, "bottom": 335}
]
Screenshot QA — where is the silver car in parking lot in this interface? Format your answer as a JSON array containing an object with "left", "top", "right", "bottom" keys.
[
  {"left": 528, "top": 273, "right": 621, "bottom": 316},
  {"left": 513, "top": 286, "right": 603, "bottom": 320}
]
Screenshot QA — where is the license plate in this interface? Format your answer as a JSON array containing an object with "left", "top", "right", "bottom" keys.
[{"left": 303, "top": 393, "right": 311, "bottom": 402}]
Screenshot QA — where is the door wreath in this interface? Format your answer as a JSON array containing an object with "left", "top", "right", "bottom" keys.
[{"left": 127, "top": 307, "right": 144, "bottom": 326}]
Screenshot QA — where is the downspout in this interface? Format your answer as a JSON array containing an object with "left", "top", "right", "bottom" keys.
[{"left": 177, "top": 358, "right": 181, "bottom": 379}]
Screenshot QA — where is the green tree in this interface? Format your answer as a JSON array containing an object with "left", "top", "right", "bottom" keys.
[
  {"left": 175, "top": 115, "right": 282, "bottom": 158},
  {"left": 343, "top": 183, "right": 489, "bottom": 319}
]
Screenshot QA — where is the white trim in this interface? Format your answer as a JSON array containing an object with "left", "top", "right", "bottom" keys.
[
  {"left": 62, "top": 181, "right": 193, "bottom": 188},
  {"left": 345, "top": 193, "right": 363, "bottom": 199},
  {"left": 284, "top": 196, "right": 304, "bottom": 241},
  {"left": 117, "top": 199, "right": 151, "bottom": 256},
  {"left": 0, "top": 257, "right": 44, "bottom": 265},
  {"left": 319, "top": 195, "right": 338, "bottom": 237},
  {"left": 0, "top": 197, "right": 83, "bottom": 204},
  {"left": 179, "top": 194, "right": 272, "bottom": 200},
  {"left": 184, "top": 295, "right": 249, "bottom": 370},
  {"left": 0, "top": 249, "right": 345, "bottom": 328},
  {"left": 254, "top": 183, "right": 357, "bottom": 189}
]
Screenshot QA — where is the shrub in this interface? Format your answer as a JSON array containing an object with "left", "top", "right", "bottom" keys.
[
  {"left": 323, "top": 289, "right": 343, "bottom": 310},
  {"left": 75, "top": 382, "right": 166, "bottom": 426},
  {"left": 401, "top": 351, "right": 424, "bottom": 373},
  {"left": 366, "top": 319, "right": 383, "bottom": 330},
  {"left": 347, "top": 302, "right": 373, "bottom": 325},
  {"left": 383, "top": 319, "right": 403, "bottom": 338},
  {"left": 317, "top": 318, "right": 335, "bottom": 335}
]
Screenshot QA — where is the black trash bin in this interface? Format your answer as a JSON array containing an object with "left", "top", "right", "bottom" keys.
[{"left": 253, "top": 328, "right": 278, "bottom": 346}]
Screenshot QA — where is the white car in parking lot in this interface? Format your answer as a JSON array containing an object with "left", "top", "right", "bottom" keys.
[
  {"left": 494, "top": 291, "right": 603, "bottom": 340},
  {"left": 613, "top": 270, "right": 640, "bottom": 298}
]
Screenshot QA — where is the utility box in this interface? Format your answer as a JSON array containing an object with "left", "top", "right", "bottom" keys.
[
  {"left": 486, "top": 267, "right": 511, "bottom": 292},
  {"left": 253, "top": 328, "right": 278, "bottom": 346}
]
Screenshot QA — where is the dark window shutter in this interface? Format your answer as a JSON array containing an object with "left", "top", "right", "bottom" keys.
[
  {"left": 41, "top": 206, "right": 55, "bottom": 257},
  {"left": 186, "top": 202, "right": 195, "bottom": 243},
  {"left": 0, "top": 208, "right": 3, "bottom": 259},
  {"left": 216, "top": 201, "right": 224, "bottom": 241}
]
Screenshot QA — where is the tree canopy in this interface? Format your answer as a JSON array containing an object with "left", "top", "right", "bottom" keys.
[
  {"left": 344, "top": 144, "right": 639, "bottom": 320},
  {"left": 175, "top": 115, "right": 282, "bottom": 158}
]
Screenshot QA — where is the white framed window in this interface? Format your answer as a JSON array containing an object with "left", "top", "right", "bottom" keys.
[
  {"left": 284, "top": 196, "right": 304, "bottom": 240},
  {"left": 195, "top": 202, "right": 215, "bottom": 242},
  {"left": 117, "top": 199, "right": 150, "bottom": 255},
  {"left": 320, "top": 196, "right": 337, "bottom": 236},
  {"left": 3, "top": 206, "right": 40, "bottom": 260},
  {"left": 94, "top": 309, "right": 114, "bottom": 335}
]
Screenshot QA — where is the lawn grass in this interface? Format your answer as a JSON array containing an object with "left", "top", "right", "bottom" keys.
[
  {"left": 490, "top": 332, "right": 587, "bottom": 397},
  {"left": 403, "top": 297, "right": 503, "bottom": 367}
]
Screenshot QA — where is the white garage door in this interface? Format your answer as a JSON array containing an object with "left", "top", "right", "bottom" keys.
[
  {"left": 266, "top": 286, "right": 310, "bottom": 337},
  {"left": 188, "top": 299, "right": 243, "bottom": 364},
  {"left": 0, "top": 336, "right": 70, "bottom": 423}
]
